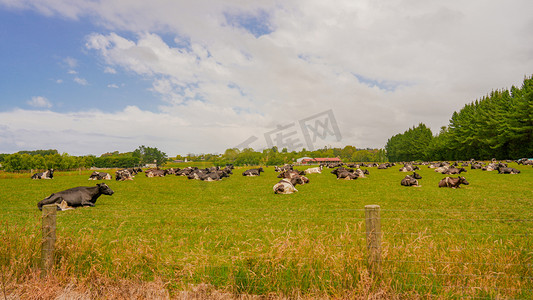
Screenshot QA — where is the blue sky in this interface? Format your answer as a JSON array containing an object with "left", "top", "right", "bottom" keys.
[
  {"left": 0, "top": 0, "right": 532, "bottom": 156},
  {"left": 0, "top": 9, "right": 155, "bottom": 113}
]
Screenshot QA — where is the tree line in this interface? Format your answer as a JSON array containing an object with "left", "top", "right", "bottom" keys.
[
  {"left": 386, "top": 75, "right": 533, "bottom": 162},
  {"left": 0, "top": 146, "right": 167, "bottom": 172},
  {"left": 0, "top": 145, "right": 387, "bottom": 171},
  {"left": 208, "top": 146, "right": 387, "bottom": 167}
]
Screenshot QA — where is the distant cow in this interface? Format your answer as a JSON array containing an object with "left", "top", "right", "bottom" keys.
[
  {"left": 199, "top": 168, "right": 232, "bottom": 181},
  {"left": 31, "top": 169, "right": 54, "bottom": 179},
  {"left": 89, "top": 171, "right": 112, "bottom": 180},
  {"left": 401, "top": 175, "right": 420, "bottom": 187},
  {"left": 354, "top": 169, "right": 369, "bottom": 178},
  {"left": 442, "top": 167, "right": 467, "bottom": 175},
  {"left": 471, "top": 163, "right": 483, "bottom": 169},
  {"left": 145, "top": 169, "right": 168, "bottom": 177},
  {"left": 336, "top": 170, "right": 358, "bottom": 180},
  {"left": 434, "top": 166, "right": 448, "bottom": 173},
  {"left": 399, "top": 164, "right": 419, "bottom": 172},
  {"left": 497, "top": 167, "right": 521, "bottom": 174},
  {"left": 438, "top": 176, "right": 469, "bottom": 188},
  {"left": 37, "top": 183, "right": 114, "bottom": 211},
  {"left": 278, "top": 170, "right": 304, "bottom": 179},
  {"left": 482, "top": 163, "right": 498, "bottom": 171},
  {"left": 274, "top": 165, "right": 292, "bottom": 172},
  {"left": 304, "top": 166, "right": 323, "bottom": 174},
  {"left": 115, "top": 169, "right": 133, "bottom": 181},
  {"left": 242, "top": 167, "right": 264, "bottom": 176}
]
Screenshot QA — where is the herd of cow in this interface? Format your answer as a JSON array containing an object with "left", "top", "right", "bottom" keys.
[{"left": 32, "top": 157, "right": 529, "bottom": 210}]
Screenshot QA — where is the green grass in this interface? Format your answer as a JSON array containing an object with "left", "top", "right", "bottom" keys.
[{"left": 1, "top": 164, "right": 532, "bottom": 298}]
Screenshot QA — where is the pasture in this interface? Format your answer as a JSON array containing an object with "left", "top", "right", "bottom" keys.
[{"left": 1, "top": 163, "right": 532, "bottom": 298}]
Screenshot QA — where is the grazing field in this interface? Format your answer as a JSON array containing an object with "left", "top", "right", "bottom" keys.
[{"left": 1, "top": 164, "right": 532, "bottom": 298}]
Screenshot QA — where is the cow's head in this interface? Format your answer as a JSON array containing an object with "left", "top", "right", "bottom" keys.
[
  {"left": 459, "top": 177, "right": 469, "bottom": 185},
  {"left": 412, "top": 172, "right": 422, "bottom": 179},
  {"left": 97, "top": 183, "right": 114, "bottom": 195},
  {"left": 290, "top": 176, "right": 304, "bottom": 186}
]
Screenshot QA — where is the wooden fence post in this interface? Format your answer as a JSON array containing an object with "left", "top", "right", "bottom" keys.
[
  {"left": 365, "top": 204, "right": 381, "bottom": 274},
  {"left": 41, "top": 204, "right": 57, "bottom": 276}
]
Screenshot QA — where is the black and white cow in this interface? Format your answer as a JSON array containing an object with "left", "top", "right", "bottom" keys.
[
  {"left": 401, "top": 175, "right": 420, "bottom": 187},
  {"left": 37, "top": 183, "right": 114, "bottom": 211},
  {"left": 88, "top": 171, "right": 112, "bottom": 180},
  {"left": 497, "top": 167, "right": 521, "bottom": 174},
  {"left": 442, "top": 167, "right": 467, "bottom": 175},
  {"left": 31, "top": 169, "right": 54, "bottom": 179},
  {"left": 115, "top": 169, "right": 133, "bottom": 181},
  {"left": 354, "top": 168, "right": 369, "bottom": 178},
  {"left": 242, "top": 167, "right": 264, "bottom": 176},
  {"left": 199, "top": 168, "right": 233, "bottom": 181},
  {"left": 273, "top": 177, "right": 306, "bottom": 194},
  {"left": 145, "top": 169, "right": 168, "bottom": 177},
  {"left": 438, "top": 176, "right": 469, "bottom": 188},
  {"left": 399, "top": 164, "right": 419, "bottom": 172}
]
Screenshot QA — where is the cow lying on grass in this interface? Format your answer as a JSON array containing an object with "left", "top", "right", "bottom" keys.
[
  {"left": 497, "top": 167, "right": 521, "bottom": 174},
  {"left": 401, "top": 175, "right": 420, "bottom": 187},
  {"left": 242, "top": 167, "right": 264, "bottom": 176},
  {"left": 31, "top": 169, "right": 54, "bottom": 179},
  {"left": 438, "top": 176, "right": 469, "bottom": 188},
  {"left": 442, "top": 167, "right": 467, "bottom": 175},
  {"left": 116, "top": 169, "right": 134, "bottom": 181},
  {"left": 273, "top": 176, "right": 308, "bottom": 194},
  {"left": 37, "top": 183, "right": 114, "bottom": 211},
  {"left": 89, "top": 171, "right": 112, "bottom": 180},
  {"left": 304, "top": 166, "right": 323, "bottom": 174}
]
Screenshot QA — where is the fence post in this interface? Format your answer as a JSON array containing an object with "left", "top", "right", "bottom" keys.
[
  {"left": 365, "top": 204, "right": 381, "bottom": 274},
  {"left": 41, "top": 204, "right": 57, "bottom": 277}
]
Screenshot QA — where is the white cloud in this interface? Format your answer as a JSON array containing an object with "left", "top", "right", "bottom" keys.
[
  {"left": 104, "top": 66, "right": 117, "bottom": 74},
  {"left": 107, "top": 83, "right": 119, "bottom": 88},
  {"left": 74, "top": 77, "right": 88, "bottom": 85},
  {"left": 64, "top": 56, "right": 77, "bottom": 68},
  {"left": 1, "top": 0, "right": 533, "bottom": 155},
  {"left": 27, "top": 96, "right": 52, "bottom": 108}
]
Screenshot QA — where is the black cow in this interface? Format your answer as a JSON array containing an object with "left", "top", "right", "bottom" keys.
[
  {"left": 37, "top": 183, "right": 114, "bottom": 211},
  {"left": 31, "top": 169, "right": 54, "bottom": 179},
  {"left": 242, "top": 167, "right": 264, "bottom": 176}
]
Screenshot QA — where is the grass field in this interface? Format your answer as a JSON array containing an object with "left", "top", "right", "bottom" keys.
[{"left": 1, "top": 163, "right": 532, "bottom": 298}]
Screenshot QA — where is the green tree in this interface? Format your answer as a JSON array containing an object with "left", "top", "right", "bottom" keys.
[{"left": 132, "top": 145, "right": 167, "bottom": 166}]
